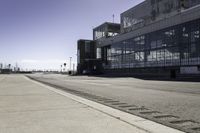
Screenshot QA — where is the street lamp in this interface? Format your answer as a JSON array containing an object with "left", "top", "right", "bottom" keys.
[{"left": 69, "top": 57, "right": 72, "bottom": 71}]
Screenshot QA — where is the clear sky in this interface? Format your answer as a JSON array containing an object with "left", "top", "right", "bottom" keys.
[{"left": 0, "top": 0, "right": 143, "bottom": 71}]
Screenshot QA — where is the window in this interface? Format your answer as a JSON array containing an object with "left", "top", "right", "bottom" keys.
[
  {"left": 147, "top": 50, "right": 157, "bottom": 62},
  {"left": 191, "top": 30, "right": 199, "bottom": 42},
  {"left": 135, "top": 52, "right": 144, "bottom": 62},
  {"left": 96, "top": 48, "right": 101, "bottom": 59},
  {"left": 106, "top": 18, "right": 200, "bottom": 69},
  {"left": 157, "top": 49, "right": 165, "bottom": 61},
  {"left": 150, "top": 41, "right": 157, "bottom": 49},
  {"left": 85, "top": 42, "right": 90, "bottom": 53},
  {"left": 182, "top": 26, "right": 190, "bottom": 43}
]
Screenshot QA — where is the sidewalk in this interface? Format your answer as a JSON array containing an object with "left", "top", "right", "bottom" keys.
[{"left": 0, "top": 75, "right": 184, "bottom": 133}]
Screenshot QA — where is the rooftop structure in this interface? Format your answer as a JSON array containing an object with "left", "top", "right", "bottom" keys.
[{"left": 93, "top": 22, "right": 120, "bottom": 40}]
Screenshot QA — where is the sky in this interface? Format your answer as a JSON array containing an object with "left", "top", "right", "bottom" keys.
[{"left": 0, "top": 0, "right": 143, "bottom": 71}]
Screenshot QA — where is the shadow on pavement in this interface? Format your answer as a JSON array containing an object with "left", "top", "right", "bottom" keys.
[{"left": 85, "top": 74, "right": 200, "bottom": 82}]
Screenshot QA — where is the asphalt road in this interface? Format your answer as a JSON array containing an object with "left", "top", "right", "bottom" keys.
[{"left": 28, "top": 74, "right": 200, "bottom": 129}]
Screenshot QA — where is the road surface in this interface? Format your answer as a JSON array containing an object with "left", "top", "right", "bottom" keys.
[{"left": 28, "top": 73, "right": 200, "bottom": 132}]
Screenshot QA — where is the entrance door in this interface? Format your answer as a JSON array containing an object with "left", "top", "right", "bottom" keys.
[{"left": 170, "top": 70, "right": 176, "bottom": 79}]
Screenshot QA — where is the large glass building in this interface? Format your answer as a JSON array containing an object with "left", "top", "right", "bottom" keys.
[{"left": 79, "top": 0, "right": 200, "bottom": 76}]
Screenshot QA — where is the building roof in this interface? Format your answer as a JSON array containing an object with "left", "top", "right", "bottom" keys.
[{"left": 93, "top": 22, "right": 120, "bottom": 30}]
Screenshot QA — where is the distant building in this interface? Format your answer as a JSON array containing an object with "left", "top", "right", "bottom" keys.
[
  {"left": 0, "top": 63, "right": 12, "bottom": 74},
  {"left": 0, "top": 69, "right": 12, "bottom": 74},
  {"left": 78, "top": 0, "right": 200, "bottom": 77},
  {"left": 0, "top": 63, "right": 2, "bottom": 73}
]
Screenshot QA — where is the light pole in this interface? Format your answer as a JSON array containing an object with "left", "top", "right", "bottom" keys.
[
  {"left": 69, "top": 57, "right": 72, "bottom": 71},
  {"left": 73, "top": 63, "right": 75, "bottom": 74},
  {"left": 0, "top": 63, "right": 2, "bottom": 69},
  {"left": 112, "top": 14, "right": 115, "bottom": 23}
]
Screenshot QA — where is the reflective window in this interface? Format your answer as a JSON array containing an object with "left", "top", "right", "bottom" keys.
[{"left": 103, "top": 18, "right": 200, "bottom": 69}]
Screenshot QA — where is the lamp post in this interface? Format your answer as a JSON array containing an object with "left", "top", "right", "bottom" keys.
[
  {"left": 73, "top": 63, "right": 75, "bottom": 74},
  {"left": 69, "top": 57, "right": 72, "bottom": 71},
  {"left": 112, "top": 14, "right": 115, "bottom": 23}
]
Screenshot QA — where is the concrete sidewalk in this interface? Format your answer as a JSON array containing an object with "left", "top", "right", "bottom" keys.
[{"left": 0, "top": 75, "right": 184, "bottom": 133}]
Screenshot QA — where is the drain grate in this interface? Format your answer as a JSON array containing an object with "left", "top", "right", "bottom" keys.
[
  {"left": 128, "top": 107, "right": 148, "bottom": 111},
  {"left": 111, "top": 103, "right": 127, "bottom": 105},
  {"left": 154, "top": 115, "right": 178, "bottom": 119},
  {"left": 118, "top": 105, "right": 137, "bottom": 108},
  {"left": 140, "top": 111, "right": 160, "bottom": 115},
  {"left": 191, "top": 127, "right": 200, "bottom": 131},
  {"left": 94, "top": 96, "right": 105, "bottom": 99},
  {"left": 103, "top": 100, "right": 120, "bottom": 103},
  {"left": 170, "top": 120, "right": 196, "bottom": 127},
  {"left": 97, "top": 98, "right": 112, "bottom": 101},
  {"left": 89, "top": 96, "right": 101, "bottom": 99},
  {"left": 153, "top": 115, "right": 179, "bottom": 122}
]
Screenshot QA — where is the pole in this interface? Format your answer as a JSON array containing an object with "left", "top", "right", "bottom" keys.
[
  {"left": 73, "top": 63, "right": 75, "bottom": 74},
  {"left": 69, "top": 57, "right": 72, "bottom": 71},
  {"left": 112, "top": 14, "right": 115, "bottom": 23}
]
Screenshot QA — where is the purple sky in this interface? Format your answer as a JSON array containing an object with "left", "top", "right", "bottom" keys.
[{"left": 0, "top": 0, "right": 143, "bottom": 70}]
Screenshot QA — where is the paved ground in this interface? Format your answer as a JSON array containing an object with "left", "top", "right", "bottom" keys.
[
  {"left": 28, "top": 73, "right": 200, "bottom": 129},
  {"left": 0, "top": 74, "right": 153, "bottom": 133}
]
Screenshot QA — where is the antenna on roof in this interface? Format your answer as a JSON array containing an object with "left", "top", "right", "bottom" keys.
[{"left": 112, "top": 14, "right": 115, "bottom": 23}]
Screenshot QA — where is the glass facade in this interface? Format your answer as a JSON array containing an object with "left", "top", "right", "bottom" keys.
[{"left": 102, "top": 18, "right": 200, "bottom": 69}]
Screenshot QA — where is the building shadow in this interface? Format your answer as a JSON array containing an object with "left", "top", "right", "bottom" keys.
[{"left": 87, "top": 73, "right": 200, "bottom": 82}]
